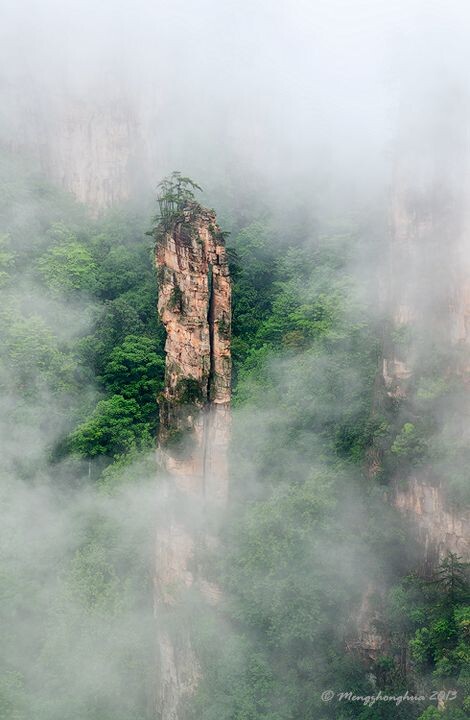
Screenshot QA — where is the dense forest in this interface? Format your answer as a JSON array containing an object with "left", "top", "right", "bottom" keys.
[{"left": 0, "top": 149, "right": 468, "bottom": 720}]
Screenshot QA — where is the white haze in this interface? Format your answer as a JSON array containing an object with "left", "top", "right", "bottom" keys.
[
  {"left": 2, "top": 0, "right": 470, "bottom": 207},
  {"left": 1, "top": 1, "right": 470, "bottom": 718}
]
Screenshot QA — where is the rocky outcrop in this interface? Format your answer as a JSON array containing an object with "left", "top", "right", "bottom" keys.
[
  {"left": 394, "top": 476, "right": 470, "bottom": 568},
  {"left": 154, "top": 202, "right": 231, "bottom": 720},
  {"left": 347, "top": 582, "right": 388, "bottom": 662},
  {"left": 156, "top": 204, "right": 231, "bottom": 491}
]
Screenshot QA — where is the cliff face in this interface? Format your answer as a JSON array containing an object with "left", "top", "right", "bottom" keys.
[
  {"left": 154, "top": 203, "right": 231, "bottom": 720},
  {"left": 358, "top": 93, "right": 470, "bottom": 662},
  {"left": 395, "top": 476, "right": 470, "bottom": 566},
  {"left": 41, "top": 98, "right": 141, "bottom": 212},
  {"left": 2, "top": 80, "right": 144, "bottom": 213},
  {"left": 383, "top": 93, "right": 470, "bottom": 565}
]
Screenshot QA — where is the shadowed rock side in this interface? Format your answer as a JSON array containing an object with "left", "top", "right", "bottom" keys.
[{"left": 154, "top": 203, "right": 231, "bottom": 720}]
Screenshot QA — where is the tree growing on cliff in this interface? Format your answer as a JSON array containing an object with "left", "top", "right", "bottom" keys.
[
  {"left": 155, "top": 171, "right": 203, "bottom": 225},
  {"left": 432, "top": 553, "right": 469, "bottom": 606}
]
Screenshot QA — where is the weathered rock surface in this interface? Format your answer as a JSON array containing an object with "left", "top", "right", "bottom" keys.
[
  {"left": 42, "top": 97, "right": 140, "bottom": 212},
  {"left": 154, "top": 203, "right": 231, "bottom": 720},
  {"left": 349, "top": 582, "right": 388, "bottom": 662},
  {"left": 2, "top": 80, "right": 144, "bottom": 213},
  {"left": 394, "top": 476, "right": 470, "bottom": 566},
  {"left": 156, "top": 204, "right": 231, "bottom": 491}
]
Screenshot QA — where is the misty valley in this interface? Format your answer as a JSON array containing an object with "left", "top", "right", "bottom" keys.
[{"left": 1, "top": 2, "right": 470, "bottom": 720}]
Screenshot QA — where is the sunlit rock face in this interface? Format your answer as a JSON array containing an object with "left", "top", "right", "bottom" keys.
[
  {"left": 154, "top": 203, "right": 231, "bottom": 720},
  {"left": 156, "top": 204, "right": 231, "bottom": 491}
]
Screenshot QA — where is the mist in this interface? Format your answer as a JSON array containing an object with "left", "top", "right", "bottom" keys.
[
  {"left": 3, "top": 0, "right": 470, "bottom": 209},
  {"left": 1, "top": 2, "right": 470, "bottom": 720}
]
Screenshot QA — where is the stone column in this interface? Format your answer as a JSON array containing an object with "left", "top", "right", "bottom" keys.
[{"left": 153, "top": 202, "right": 231, "bottom": 719}]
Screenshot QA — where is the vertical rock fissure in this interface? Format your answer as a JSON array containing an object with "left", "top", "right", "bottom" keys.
[
  {"left": 202, "top": 262, "right": 215, "bottom": 497},
  {"left": 207, "top": 263, "right": 215, "bottom": 404}
]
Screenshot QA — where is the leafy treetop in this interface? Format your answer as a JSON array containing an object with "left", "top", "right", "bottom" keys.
[{"left": 155, "top": 172, "right": 203, "bottom": 225}]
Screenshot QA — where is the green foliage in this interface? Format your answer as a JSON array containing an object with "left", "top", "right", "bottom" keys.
[
  {"left": 190, "top": 471, "right": 369, "bottom": 720},
  {"left": 69, "top": 395, "right": 153, "bottom": 459},
  {"left": 0, "top": 234, "right": 14, "bottom": 286},
  {"left": 169, "top": 283, "right": 184, "bottom": 312},
  {"left": 102, "top": 334, "right": 164, "bottom": 412},
  {"left": 37, "top": 238, "right": 99, "bottom": 294},
  {"left": 0, "top": 482, "right": 156, "bottom": 720},
  {"left": 417, "top": 709, "right": 440, "bottom": 720},
  {"left": 0, "top": 312, "right": 76, "bottom": 397},
  {"left": 229, "top": 221, "right": 280, "bottom": 372},
  {"left": 67, "top": 540, "right": 122, "bottom": 612},
  {"left": 154, "top": 171, "right": 203, "bottom": 227},
  {"left": 175, "top": 378, "right": 204, "bottom": 404},
  {"left": 432, "top": 554, "right": 469, "bottom": 606},
  {"left": 385, "top": 554, "right": 469, "bottom": 717},
  {"left": 0, "top": 671, "right": 26, "bottom": 720},
  {"left": 391, "top": 423, "right": 428, "bottom": 464},
  {"left": 1, "top": 151, "right": 468, "bottom": 720},
  {"left": 158, "top": 171, "right": 202, "bottom": 208},
  {"left": 0, "top": 153, "right": 161, "bottom": 717}
]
